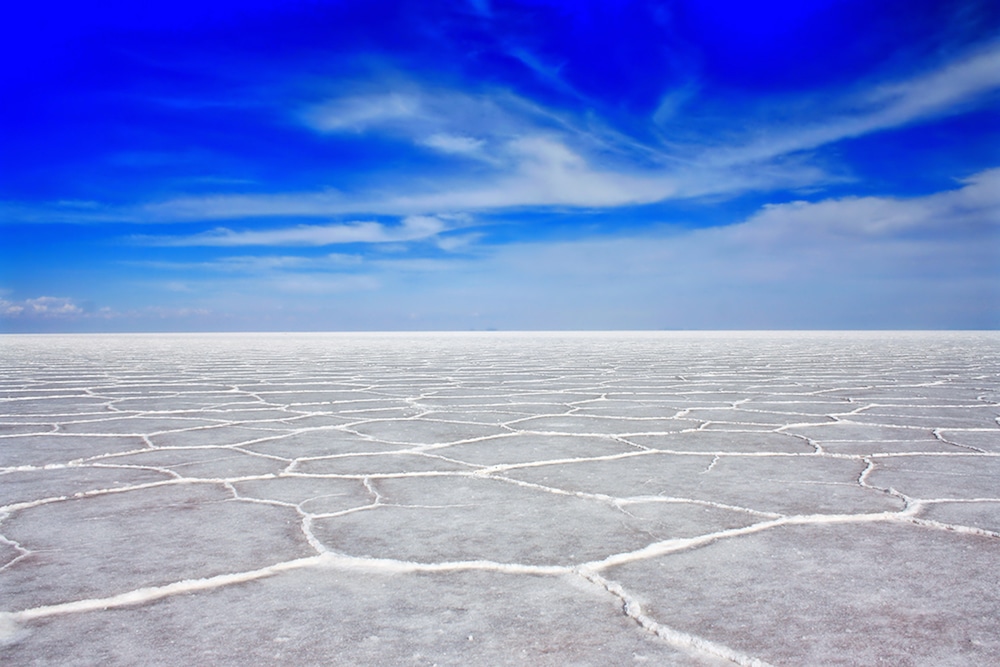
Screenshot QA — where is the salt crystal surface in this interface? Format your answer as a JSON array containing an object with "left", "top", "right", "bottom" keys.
[{"left": 1, "top": 331, "right": 998, "bottom": 666}]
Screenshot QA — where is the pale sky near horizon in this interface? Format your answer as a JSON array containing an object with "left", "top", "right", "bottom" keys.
[{"left": 2, "top": 0, "right": 998, "bottom": 332}]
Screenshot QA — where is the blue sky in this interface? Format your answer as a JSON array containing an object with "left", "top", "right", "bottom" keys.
[{"left": 2, "top": 0, "right": 998, "bottom": 332}]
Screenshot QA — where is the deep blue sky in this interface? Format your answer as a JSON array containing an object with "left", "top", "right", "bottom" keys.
[{"left": 2, "top": 0, "right": 998, "bottom": 331}]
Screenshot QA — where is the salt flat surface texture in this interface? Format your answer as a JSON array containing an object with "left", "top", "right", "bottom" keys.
[{"left": 1, "top": 331, "right": 999, "bottom": 666}]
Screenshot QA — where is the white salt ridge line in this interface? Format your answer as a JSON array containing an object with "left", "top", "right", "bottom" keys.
[
  {"left": 283, "top": 453, "right": 397, "bottom": 473},
  {"left": 301, "top": 510, "right": 338, "bottom": 553},
  {"left": 410, "top": 450, "right": 489, "bottom": 469},
  {"left": 290, "top": 447, "right": 482, "bottom": 466},
  {"left": 614, "top": 495, "right": 782, "bottom": 518},
  {"left": 223, "top": 482, "right": 299, "bottom": 510},
  {"left": 0, "top": 555, "right": 325, "bottom": 628},
  {"left": 37, "top": 443, "right": 213, "bottom": 468},
  {"left": 856, "top": 455, "right": 893, "bottom": 492},
  {"left": 288, "top": 470, "right": 470, "bottom": 482},
  {"left": 476, "top": 473, "right": 619, "bottom": 504},
  {"left": 612, "top": 435, "right": 656, "bottom": 452},
  {"left": 502, "top": 426, "right": 702, "bottom": 439},
  {"left": 0, "top": 427, "right": 60, "bottom": 437},
  {"left": 229, "top": 446, "right": 294, "bottom": 464},
  {"left": 905, "top": 515, "right": 1000, "bottom": 538},
  {"left": 0, "top": 474, "right": 284, "bottom": 514},
  {"left": 332, "top": 429, "right": 517, "bottom": 451},
  {"left": 780, "top": 431, "right": 825, "bottom": 453},
  {"left": 309, "top": 504, "right": 380, "bottom": 521},
  {"left": 485, "top": 472, "right": 782, "bottom": 519},
  {"left": 53, "top": 415, "right": 230, "bottom": 429},
  {"left": 86, "top": 462, "right": 185, "bottom": 481},
  {"left": 416, "top": 432, "right": 521, "bottom": 451},
  {"left": 863, "top": 451, "right": 1000, "bottom": 458},
  {"left": 361, "top": 476, "right": 383, "bottom": 504},
  {"left": 504, "top": 412, "right": 707, "bottom": 426},
  {"left": 475, "top": 449, "right": 653, "bottom": 475},
  {"left": 932, "top": 428, "right": 987, "bottom": 453},
  {"left": 0, "top": 434, "right": 158, "bottom": 441},
  {"left": 196, "top": 424, "right": 369, "bottom": 449},
  {"left": 378, "top": 502, "right": 481, "bottom": 511},
  {"left": 0, "top": 394, "right": 113, "bottom": 403},
  {"left": 653, "top": 448, "right": 833, "bottom": 458},
  {"left": 125, "top": 453, "right": 254, "bottom": 472},
  {"left": 313, "top": 551, "right": 571, "bottom": 576},
  {"left": 0, "top": 418, "right": 91, "bottom": 429},
  {"left": 0, "top": 532, "right": 30, "bottom": 574},
  {"left": 579, "top": 503, "right": 1000, "bottom": 574},
  {"left": 228, "top": 480, "right": 383, "bottom": 526},
  {"left": 857, "top": 402, "right": 1000, "bottom": 410},
  {"left": 581, "top": 570, "right": 775, "bottom": 667}
]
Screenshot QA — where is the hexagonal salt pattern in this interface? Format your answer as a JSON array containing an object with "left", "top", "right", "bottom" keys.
[{"left": 1, "top": 331, "right": 998, "bottom": 666}]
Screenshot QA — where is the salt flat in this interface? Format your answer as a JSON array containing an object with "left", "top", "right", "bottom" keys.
[{"left": 1, "top": 331, "right": 998, "bottom": 666}]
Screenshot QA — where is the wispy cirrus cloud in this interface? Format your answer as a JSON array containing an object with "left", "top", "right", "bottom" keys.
[
  {"left": 303, "top": 92, "right": 423, "bottom": 132},
  {"left": 143, "top": 43, "right": 1000, "bottom": 223},
  {"left": 5, "top": 42, "right": 999, "bottom": 229},
  {"left": 141, "top": 215, "right": 455, "bottom": 246},
  {"left": 418, "top": 133, "right": 487, "bottom": 156},
  {"left": 130, "top": 253, "right": 363, "bottom": 272},
  {"left": 302, "top": 88, "right": 535, "bottom": 141},
  {"left": 149, "top": 167, "right": 1000, "bottom": 297},
  {"left": 140, "top": 137, "right": 825, "bottom": 222},
  {"left": 707, "top": 43, "right": 1000, "bottom": 166}
]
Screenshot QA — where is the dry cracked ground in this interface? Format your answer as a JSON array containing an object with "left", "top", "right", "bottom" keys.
[{"left": 1, "top": 331, "right": 998, "bottom": 666}]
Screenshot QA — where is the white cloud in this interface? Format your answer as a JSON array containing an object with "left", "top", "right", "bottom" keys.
[
  {"left": 301, "top": 88, "right": 542, "bottom": 152},
  {"left": 709, "top": 43, "right": 1000, "bottom": 165},
  {"left": 20, "top": 168, "right": 991, "bottom": 331},
  {"left": 436, "top": 232, "right": 483, "bottom": 252},
  {"left": 865, "top": 43, "right": 1000, "bottom": 127},
  {"left": 197, "top": 170, "right": 998, "bottom": 327},
  {"left": 349, "top": 168, "right": 999, "bottom": 329},
  {"left": 133, "top": 253, "right": 363, "bottom": 272},
  {"left": 731, "top": 167, "right": 1000, "bottom": 244},
  {"left": 304, "top": 93, "right": 422, "bottom": 132},
  {"left": 139, "top": 134, "right": 678, "bottom": 219},
  {"left": 7, "top": 44, "right": 1000, "bottom": 229},
  {"left": 256, "top": 274, "right": 380, "bottom": 294},
  {"left": 385, "top": 135, "right": 677, "bottom": 210},
  {"left": 652, "top": 82, "right": 699, "bottom": 125},
  {"left": 146, "top": 46, "right": 1000, "bottom": 223},
  {"left": 147, "top": 215, "right": 450, "bottom": 246},
  {"left": 419, "top": 133, "right": 486, "bottom": 155},
  {"left": 506, "top": 47, "right": 581, "bottom": 98},
  {"left": 1, "top": 296, "right": 83, "bottom": 317}
]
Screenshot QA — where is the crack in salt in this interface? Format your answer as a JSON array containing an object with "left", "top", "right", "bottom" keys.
[
  {"left": 699, "top": 455, "right": 720, "bottom": 474},
  {"left": 579, "top": 570, "right": 775, "bottom": 667}
]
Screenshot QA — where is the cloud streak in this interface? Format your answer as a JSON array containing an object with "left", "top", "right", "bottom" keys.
[
  {"left": 144, "top": 215, "right": 453, "bottom": 246},
  {"left": 393, "top": 168, "right": 1000, "bottom": 328},
  {"left": 6, "top": 42, "right": 998, "bottom": 228},
  {"left": 708, "top": 43, "right": 1000, "bottom": 165},
  {"left": 142, "top": 43, "right": 1000, "bottom": 222},
  {"left": 7, "top": 168, "right": 995, "bottom": 331},
  {"left": 122, "top": 167, "right": 1000, "bottom": 328},
  {"left": 730, "top": 167, "right": 1000, "bottom": 244}
]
